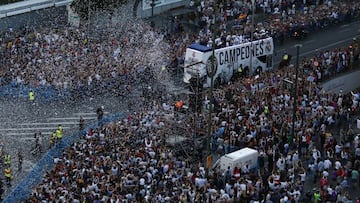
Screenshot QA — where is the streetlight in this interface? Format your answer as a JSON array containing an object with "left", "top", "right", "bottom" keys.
[
  {"left": 150, "top": 0, "right": 156, "bottom": 17},
  {"left": 249, "top": 0, "right": 255, "bottom": 74},
  {"left": 205, "top": 4, "right": 218, "bottom": 175},
  {"left": 291, "top": 44, "right": 302, "bottom": 152}
]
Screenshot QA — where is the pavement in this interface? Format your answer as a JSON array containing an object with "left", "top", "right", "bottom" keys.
[{"left": 0, "top": 91, "right": 142, "bottom": 198}]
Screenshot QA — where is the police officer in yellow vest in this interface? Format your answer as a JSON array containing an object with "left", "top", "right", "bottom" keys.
[
  {"left": 4, "top": 167, "right": 12, "bottom": 186},
  {"left": 29, "top": 90, "right": 35, "bottom": 103},
  {"left": 56, "top": 124, "right": 63, "bottom": 142},
  {"left": 4, "top": 154, "right": 10, "bottom": 166},
  {"left": 283, "top": 53, "right": 289, "bottom": 61},
  {"left": 264, "top": 105, "right": 269, "bottom": 115},
  {"left": 237, "top": 64, "right": 243, "bottom": 77},
  {"left": 50, "top": 131, "right": 56, "bottom": 147}
]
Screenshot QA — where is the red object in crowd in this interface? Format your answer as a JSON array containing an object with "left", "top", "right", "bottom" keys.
[{"left": 233, "top": 167, "right": 240, "bottom": 180}]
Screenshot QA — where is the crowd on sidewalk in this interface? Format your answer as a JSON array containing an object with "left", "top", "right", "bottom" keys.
[
  {"left": 188, "top": 0, "right": 360, "bottom": 47},
  {"left": 0, "top": 0, "right": 359, "bottom": 202},
  {"left": 0, "top": 0, "right": 359, "bottom": 96},
  {"left": 26, "top": 44, "right": 360, "bottom": 203},
  {"left": 26, "top": 68, "right": 360, "bottom": 202}
]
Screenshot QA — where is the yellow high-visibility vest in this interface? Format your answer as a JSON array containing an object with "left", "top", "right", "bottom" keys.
[
  {"left": 29, "top": 91, "right": 35, "bottom": 101},
  {"left": 50, "top": 132, "right": 56, "bottom": 144},
  {"left": 4, "top": 155, "right": 10, "bottom": 165},
  {"left": 264, "top": 106, "right": 269, "bottom": 114},
  {"left": 58, "top": 125, "right": 63, "bottom": 132},
  {"left": 4, "top": 168, "right": 11, "bottom": 178},
  {"left": 283, "top": 54, "right": 288, "bottom": 60},
  {"left": 56, "top": 129, "right": 63, "bottom": 139}
]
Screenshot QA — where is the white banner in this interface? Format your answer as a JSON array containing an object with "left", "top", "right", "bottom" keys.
[{"left": 142, "top": 0, "right": 184, "bottom": 10}]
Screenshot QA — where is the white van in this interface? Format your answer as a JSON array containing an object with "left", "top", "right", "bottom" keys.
[{"left": 215, "top": 147, "right": 259, "bottom": 172}]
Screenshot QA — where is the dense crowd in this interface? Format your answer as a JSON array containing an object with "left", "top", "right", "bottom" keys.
[
  {"left": 0, "top": 19, "right": 169, "bottom": 95},
  {"left": 0, "top": 0, "right": 359, "bottom": 202},
  {"left": 26, "top": 71, "right": 360, "bottom": 202},
  {"left": 190, "top": 0, "right": 360, "bottom": 47},
  {"left": 25, "top": 41, "right": 360, "bottom": 203},
  {"left": 0, "top": 0, "right": 359, "bottom": 95}
]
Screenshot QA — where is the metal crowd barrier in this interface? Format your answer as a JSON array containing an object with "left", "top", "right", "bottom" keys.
[{"left": 2, "top": 112, "right": 125, "bottom": 202}]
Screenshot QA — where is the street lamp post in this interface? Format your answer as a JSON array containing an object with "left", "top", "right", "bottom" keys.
[
  {"left": 205, "top": 4, "right": 218, "bottom": 176},
  {"left": 291, "top": 44, "right": 302, "bottom": 151},
  {"left": 151, "top": 0, "right": 156, "bottom": 17},
  {"left": 249, "top": 0, "right": 255, "bottom": 74}
]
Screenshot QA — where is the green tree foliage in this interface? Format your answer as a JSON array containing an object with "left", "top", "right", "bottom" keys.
[
  {"left": 70, "top": 0, "right": 128, "bottom": 20},
  {"left": 0, "top": 0, "right": 23, "bottom": 6}
]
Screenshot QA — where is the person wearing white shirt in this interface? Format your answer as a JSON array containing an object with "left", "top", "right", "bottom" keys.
[
  {"left": 276, "top": 157, "right": 286, "bottom": 171},
  {"left": 323, "top": 170, "right": 329, "bottom": 178},
  {"left": 299, "top": 169, "right": 306, "bottom": 183},
  {"left": 334, "top": 160, "right": 342, "bottom": 170},
  {"left": 335, "top": 144, "right": 342, "bottom": 157},
  {"left": 324, "top": 158, "right": 332, "bottom": 170}
]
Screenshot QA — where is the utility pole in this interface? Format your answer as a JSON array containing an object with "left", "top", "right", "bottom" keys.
[
  {"left": 151, "top": 0, "right": 156, "bottom": 17},
  {"left": 291, "top": 44, "right": 302, "bottom": 150},
  {"left": 206, "top": 3, "right": 217, "bottom": 176},
  {"left": 249, "top": 0, "right": 255, "bottom": 74}
]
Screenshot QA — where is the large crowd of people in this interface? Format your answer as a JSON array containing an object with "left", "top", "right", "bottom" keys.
[
  {"left": 27, "top": 46, "right": 360, "bottom": 202},
  {"left": 189, "top": 0, "right": 360, "bottom": 47},
  {"left": 0, "top": 19, "right": 169, "bottom": 96},
  {"left": 0, "top": 0, "right": 360, "bottom": 202}
]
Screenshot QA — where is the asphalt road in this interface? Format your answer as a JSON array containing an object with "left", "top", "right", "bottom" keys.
[{"left": 273, "top": 20, "right": 360, "bottom": 67}]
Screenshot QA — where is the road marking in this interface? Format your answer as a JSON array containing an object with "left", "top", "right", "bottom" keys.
[
  {"left": 338, "top": 28, "right": 351, "bottom": 33},
  {"left": 18, "top": 122, "right": 79, "bottom": 126},
  {"left": 304, "top": 40, "right": 314, "bottom": 44},
  {"left": 18, "top": 137, "right": 38, "bottom": 141},
  {"left": 298, "top": 35, "right": 360, "bottom": 58},
  {"left": 277, "top": 48, "right": 286, "bottom": 53},
  {"left": 13, "top": 131, "right": 53, "bottom": 136},
  {"left": 0, "top": 126, "right": 71, "bottom": 131},
  {"left": 73, "top": 112, "right": 109, "bottom": 116},
  {"left": 340, "top": 24, "right": 350, "bottom": 28},
  {"left": 48, "top": 116, "right": 96, "bottom": 121}
]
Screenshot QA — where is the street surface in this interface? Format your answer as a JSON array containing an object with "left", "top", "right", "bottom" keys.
[{"left": 274, "top": 20, "right": 360, "bottom": 66}]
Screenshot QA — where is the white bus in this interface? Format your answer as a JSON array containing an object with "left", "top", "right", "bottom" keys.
[{"left": 183, "top": 37, "right": 274, "bottom": 87}]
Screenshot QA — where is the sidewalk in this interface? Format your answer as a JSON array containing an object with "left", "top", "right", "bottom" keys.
[{"left": 0, "top": 0, "right": 71, "bottom": 18}]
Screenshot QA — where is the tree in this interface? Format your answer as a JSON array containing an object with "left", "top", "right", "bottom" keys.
[{"left": 70, "top": 0, "right": 129, "bottom": 20}]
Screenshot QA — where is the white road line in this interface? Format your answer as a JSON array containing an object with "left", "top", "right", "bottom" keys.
[
  {"left": 6, "top": 132, "right": 53, "bottom": 136},
  {"left": 19, "top": 137, "right": 37, "bottom": 140},
  {"left": 18, "top": 122, "right": 80, "bottom": 126},
  {"left": 299, "top": 35, "right": 360, "bottom": 57},
  {"left": 277, "top": 48, "right": 286, "bottom": 53},
  {"left": 0, "top": 126, "right": 71, "bottom": 131},
  {"left": 304, "top": 40, "right": 314, "bottom": 44},
  {"left": 340, "top": 24, "right": 350, "bottom": 28},
  {"left": 338, "top": 28, "right": 351, "bottom": 33},
  {"left": 48, "top": 116, "right": 96, "bottom": 121},
  {"left": 73, "top": 112, "right": 109, "bottom": 116}
]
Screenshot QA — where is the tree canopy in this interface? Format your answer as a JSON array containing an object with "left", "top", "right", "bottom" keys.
[{"left": 70, "top": 0, "right": 129, "bottom": 20}]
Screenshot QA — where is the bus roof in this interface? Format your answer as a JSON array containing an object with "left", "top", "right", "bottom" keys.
[{"left": 188, "top": 43, "right": 212, "bottom": 53}]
